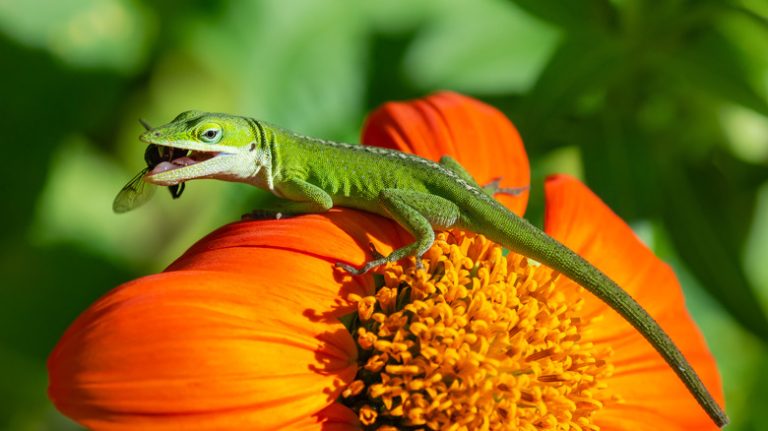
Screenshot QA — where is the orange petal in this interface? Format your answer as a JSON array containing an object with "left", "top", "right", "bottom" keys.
[
  {"left": 48, "top": 211, "right": 409, "bottom": 430},
  {"left": 543, "top": 174, "right": 724, "bottom": 430},
  {"left": 292, "top": 404, "right": 359, "bottom": 431},
  {"left": 172, "top": 209, "right": 409, "bottom": 276},
  {"left": 48, "top": 270, "right": 357, "bottom": 431},
  {"left": 167, "top": 210, "right": 410, "bottom": 319},
  {"left": 362, "top": 91, "right": 530, "bottom": 215}
]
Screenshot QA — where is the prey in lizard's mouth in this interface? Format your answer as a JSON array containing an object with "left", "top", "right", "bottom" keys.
[
  {"left": 141, "top": 140, "right": 235, "bottom": 187},
  {"left": 143, "top": 143, "right": 222, "bottom": 197},
  {"left": 145, "top": 144, "right": 219, "bottom": 176}
]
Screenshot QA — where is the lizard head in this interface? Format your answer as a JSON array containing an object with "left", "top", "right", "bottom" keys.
[{"left": 140, "top": 111, "right": 271, "bottom": 187}]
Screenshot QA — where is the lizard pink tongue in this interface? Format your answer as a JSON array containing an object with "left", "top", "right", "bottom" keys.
[
  {"left": 150, "top": 161, "right": 177, "bottom": 175},
  {"left": 171, "top": 156, "right": 197, "bottom": 166},
  {"left": 149, "top": 157, "right": 197, "bottom": 175}
]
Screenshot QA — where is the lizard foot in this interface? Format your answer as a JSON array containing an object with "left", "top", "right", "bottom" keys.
[
  {"left": 368, "top": 242, "right": 386, "bottom": 260},
  {"left": 335, "top": 249, "right": 425, "bottom": 275},
  {"left": 334, "top": 243, "right": 388, "bottom": 275},
  {"left": 482, "top": 177, "right": 529, "bottom": 196},
  {"left": 335, "top": 261, "right": 380, "bottom": 276}
]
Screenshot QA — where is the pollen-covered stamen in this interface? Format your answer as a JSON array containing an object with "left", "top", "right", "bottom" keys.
[{"left": 342, "top": 231, "right": 619, "bottom": 430}]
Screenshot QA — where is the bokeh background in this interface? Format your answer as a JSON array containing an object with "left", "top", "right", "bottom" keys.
[{"left": 2, "top": 0, "right": 767, "bottom": 429}]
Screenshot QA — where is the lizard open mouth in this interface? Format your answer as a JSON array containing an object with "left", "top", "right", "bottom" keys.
[{"left": 145, "top": 144, "right": 219, "bottom": 176}]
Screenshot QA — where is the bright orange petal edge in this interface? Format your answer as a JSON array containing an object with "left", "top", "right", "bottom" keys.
[
  {"left": 48, "top": 211, "right": 409, "bottom": 431},
  {"left": 362, "top": 90, "right": 530, "bottom": 216},
  {"left": 543, "top": 174, "right": 725, "bottom": 431}
]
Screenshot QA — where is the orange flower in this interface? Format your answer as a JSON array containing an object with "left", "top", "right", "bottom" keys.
[{"left": 48, "top": 92, "right": 724, "bottom": 430}]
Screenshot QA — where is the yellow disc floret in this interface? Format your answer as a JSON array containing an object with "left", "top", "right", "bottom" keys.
[{"left": 343, "top": 231, "right": 618, "bottom": 430}]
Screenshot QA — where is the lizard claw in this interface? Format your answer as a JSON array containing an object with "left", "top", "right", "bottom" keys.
[
  {"left": 335, "top": 243, "right": 392, "bottom": 275},
  {"left": 335, "top": 262, "right": 367, "bottom": 275},
  {"left": 369, "top": 242, "right": 385, "bottom": 260}
]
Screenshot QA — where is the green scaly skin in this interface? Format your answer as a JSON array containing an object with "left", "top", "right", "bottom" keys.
[{"left": 138, "top": 111, "right": 728, "bottom": 427}]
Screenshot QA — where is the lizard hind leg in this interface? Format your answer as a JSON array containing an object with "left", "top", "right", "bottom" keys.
[
  {"left": 481, "top": 178, "right": 529, "bottom": 196},
  {"left": 336, "top": 189, "right": 460, "bottom": 275},
  {"left": 438, "top": 155, "right": 527, "bottom": 197},
  {"left": 439, "top": 155, "right": 480, "bottom": 186}
]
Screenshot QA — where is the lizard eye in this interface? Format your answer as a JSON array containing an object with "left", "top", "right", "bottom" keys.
[{"left": 199, "top": 124, "right": 222, "bottom": 143}]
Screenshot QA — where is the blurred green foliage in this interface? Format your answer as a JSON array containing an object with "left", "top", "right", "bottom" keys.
[{"left": 1, "top": 0, "right": 767, "bottom": 429}]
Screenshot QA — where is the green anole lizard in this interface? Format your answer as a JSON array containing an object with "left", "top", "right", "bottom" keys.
[{"left": 114, "top": 110, "right": 728, "bottom": 427}]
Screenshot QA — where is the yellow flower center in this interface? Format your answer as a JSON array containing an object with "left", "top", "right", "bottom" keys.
[{"left": 342, "top": 231, "right": 618, "bottom": 430}]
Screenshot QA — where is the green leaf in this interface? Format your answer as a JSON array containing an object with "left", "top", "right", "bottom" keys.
[
  {"left": 668, "top": 27, "right": 768, "bottom": 116},
  {"left": 509, "top": 0, "right": 618, "bottom": 31},
  {"left": 660, "top": 157, "right": 768, "bottom": 342},
  {"left": 194, "top": 0, "right": 368, "bottom": 139},
  {"left": 578, "top": 114, "right": 659, "bottom": 221},
  {"left": 0, "top": 34, "right": 127, "bottom": 247},
  {"left": 0, "top": 0, "right": 154, "bottom": 73},
  {"left": 403, "top": 0, "right": 559, "bottom": 94},
  {"left": 364, "top": 30, "right": 422, "bottom": 112},
  {"left": 513, "top": 31, "right": 624, "bottom": 145}
]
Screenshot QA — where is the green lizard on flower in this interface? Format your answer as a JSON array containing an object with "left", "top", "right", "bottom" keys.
[{"left": 114, "top": 102, "right": 728, "bottom": 428}]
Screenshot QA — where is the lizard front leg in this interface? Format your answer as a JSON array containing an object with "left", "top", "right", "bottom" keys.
[
  {"left": 336, "top": 189, "right": 460, "bottom": 275},
  {"left": 243, "top": 178, "right": 333, "bottom": 220}
]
